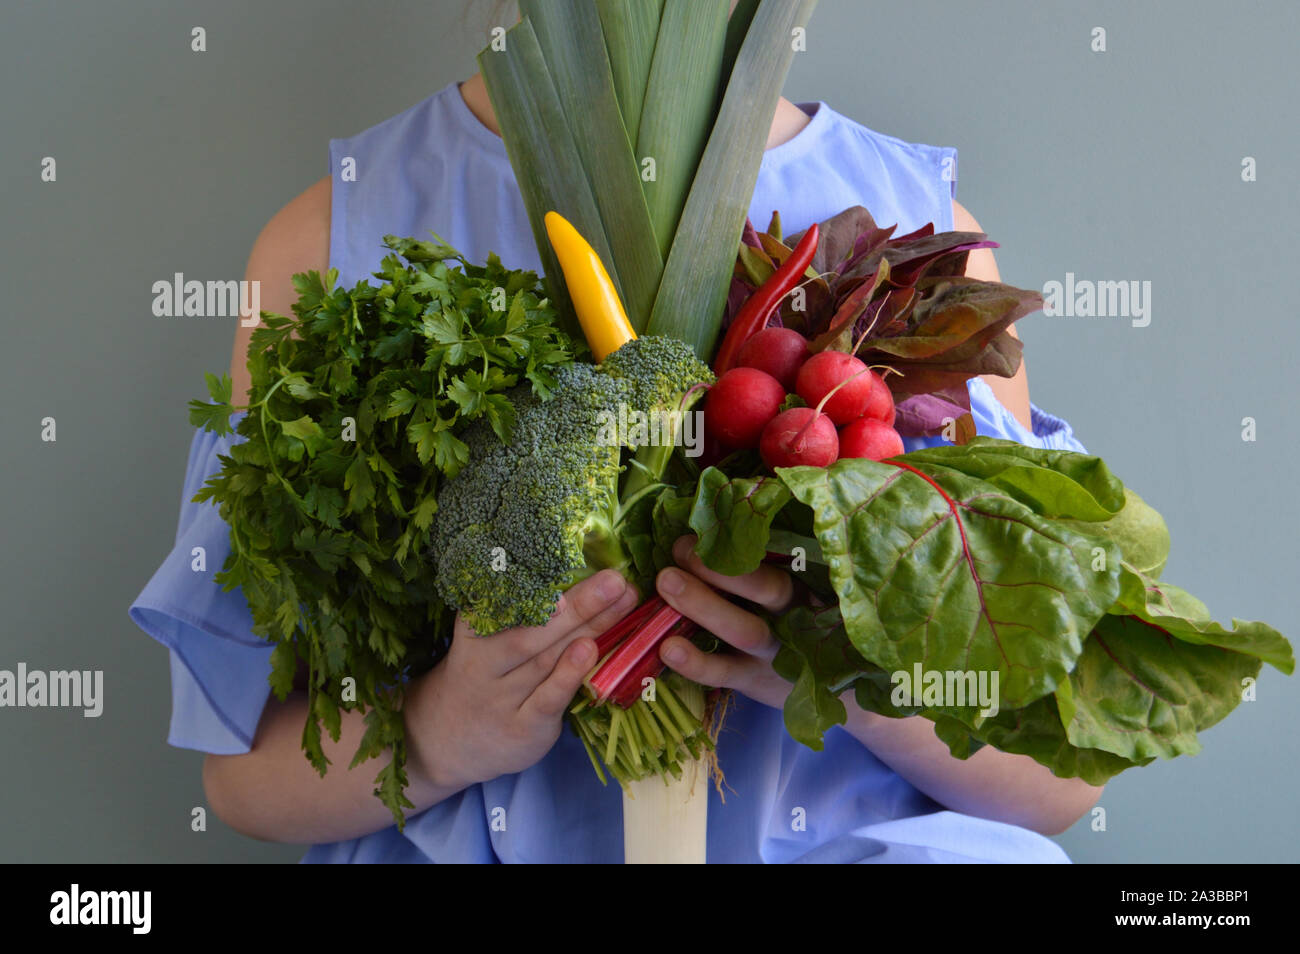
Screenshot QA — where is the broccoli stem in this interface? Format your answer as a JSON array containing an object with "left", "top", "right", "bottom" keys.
[
  {"left": 582, "top": 523, "right": 631, "bottom": 576},
  {"left": 618, "top": 442, "right": 674, "bottom": 515},
  {"left": 618, "top": 383, "right": 708, "bottom": 508}
]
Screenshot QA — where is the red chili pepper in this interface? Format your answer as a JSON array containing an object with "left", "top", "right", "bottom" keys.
[{"left": 713, "top": 222, "right": 820, "bottom": 375}]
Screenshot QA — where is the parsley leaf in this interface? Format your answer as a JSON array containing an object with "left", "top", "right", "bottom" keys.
[{"left": 189, "top": 234, "right": 575, "bottom": 827}]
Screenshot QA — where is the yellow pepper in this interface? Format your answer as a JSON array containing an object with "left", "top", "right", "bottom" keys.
[{"left": 544, "top": 211, "right": 637, "bottom": 361}]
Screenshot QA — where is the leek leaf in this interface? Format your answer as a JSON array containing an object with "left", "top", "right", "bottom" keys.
[
  {"left": 477, "top": 19, "right": 610, "bottom": 339},
  {"left": 647, "top": 0, "right": 819, "bottom": 357},
  {"left": 518, "top": 0, "right": 663, "bottom": 332},
  {"left": 635, "top": 0, "right": 729, "bottom": 260},
  {"left": 595, "top": 0, "right": 664, "bottom": 146},
  {"left": 721, "top": 0, "right": 761, "bottom": 83}
]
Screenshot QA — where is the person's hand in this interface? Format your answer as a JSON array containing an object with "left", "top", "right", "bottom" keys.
[
  {"left": 402, "top": 569, "right": 638, "bottom": 792},
  {"left": 653, "top": 535, "right": 797, "bottom": 711}
]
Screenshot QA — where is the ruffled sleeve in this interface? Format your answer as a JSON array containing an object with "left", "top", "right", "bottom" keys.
[
  {"left": 967, "top": 376, "right": 1089, "bottom": 453},
  {"left": 128, "top": 415, "right": 274, "bottom": 754}
]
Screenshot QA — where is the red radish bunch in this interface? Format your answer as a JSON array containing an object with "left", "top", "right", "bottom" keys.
[
  {"left": 703, "top": 327, "right": 906, "bottom": 469},
  {"left": 794, "top": 352, "right": 876, "bottom": 426},
  {"left": 759, "top": 406, "right": 838, "bottom": 468},
  {"left": 735, "top": 327, "right": 808, "bottom": 391},
  {"left": 839, "top": 417, "right": 904, "bottom": 460},
  {"left": 703, "top": 367, "right": 786, "bottom": 449}
]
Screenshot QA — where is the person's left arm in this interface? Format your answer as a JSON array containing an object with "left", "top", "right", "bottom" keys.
[{"left": 656, "top": 202, "right": 1103, "bottom": 836}]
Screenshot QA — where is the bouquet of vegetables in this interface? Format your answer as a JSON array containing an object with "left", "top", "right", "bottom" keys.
[{"left": 189, "top": 0, "right": 1292, "bottom": 852}]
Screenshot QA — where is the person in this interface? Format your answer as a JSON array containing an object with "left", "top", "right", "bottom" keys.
[{"left": 130, "top": 28, "right": 1103, "bottom": 863}]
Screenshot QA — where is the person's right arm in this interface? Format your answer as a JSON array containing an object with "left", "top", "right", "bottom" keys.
[
  {"left": 204, "top": 568, "right": 635, "bottom": 843},
  {"left": 226, "top": 175, "right": 331, "bottom": 405},
  {"left": 204, "top": 180, "right": 639, "bottom": 843}
]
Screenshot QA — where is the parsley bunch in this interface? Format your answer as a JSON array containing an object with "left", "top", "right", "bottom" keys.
[{"left": 188, "top": 235, "right": 577, "bottom": 825}]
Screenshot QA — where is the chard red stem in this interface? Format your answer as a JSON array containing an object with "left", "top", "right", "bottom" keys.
[
  {"left": 611, "top": 656, "right": 664, "bottom": 708},
  {"left": 594, "top": 595, "right": 665, "bottom": 658},
  {"left": 588, "top": 601, "right": 684, "bottom": 702},
  {"left": 610, "top": 616, "right": 698, "bottom": 707}
]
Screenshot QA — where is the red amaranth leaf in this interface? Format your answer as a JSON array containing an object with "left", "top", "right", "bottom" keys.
[{"left": 729, "top": 205, "right": 1040, "bottom": 400}]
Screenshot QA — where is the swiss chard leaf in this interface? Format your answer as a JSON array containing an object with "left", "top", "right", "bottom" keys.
[
  {"left": 900, "top": 436, "right": 1125, "bottom": 521},
  {"left": 1111, "top": 564, "right": 1294, "bottom": 672},
  {"left": 1055, "top": 614, "right": 1262, "bottom": 762},
  {"left": 687, "top": 467, "right": 792, "bottom": 575},
  {"left": 618, "top": 484, "right": 694, "bottom": 595},
  {"left": 776, "top": 448, "right": 1122, "bottom": 711},
  {"left": 752, "top": 438, "right": 1291, "bottom": 783},
  {"left": 953, "top": 693, "right": 1151, "bottom": 785},
  {"left": 1059, "top": 487, "right": 1170, "bottom": 579},
  {"left": 769, "top": 603, "right": 860, "bottom": 749}
]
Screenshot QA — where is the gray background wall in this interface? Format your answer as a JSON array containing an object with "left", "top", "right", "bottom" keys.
[{"left": 1, "top": 0, "right": 1294, "bottom": 862}]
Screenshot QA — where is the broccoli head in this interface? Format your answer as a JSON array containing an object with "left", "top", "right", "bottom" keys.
[
  {"left": 599, "top": 334, "right": 713, "bottom": 418},
  {"left": 430, "top": 336, "right": 713, "bottom": 636}
]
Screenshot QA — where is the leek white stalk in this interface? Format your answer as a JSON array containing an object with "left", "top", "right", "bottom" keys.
[{"left": 622, "top": 758, "right": 708, "bottom": 864}]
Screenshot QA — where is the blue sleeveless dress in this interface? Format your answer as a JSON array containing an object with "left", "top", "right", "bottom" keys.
[{"left": 130, "top": 83, "right": 1086, "bottom": 863}]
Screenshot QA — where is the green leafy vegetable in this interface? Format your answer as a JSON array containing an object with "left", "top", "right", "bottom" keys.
[
  {"left": 187, "top": 237, "right": 576, "bottom": 827},
  {"left": 645, "top": 0, "right": 818, "bottom": 356},
  {"left": 778, "top": 448, "right": 1122, "bottom": 712},
  {"left": 1060, "top": 487, "right": 1170, "bottom": 578},
  {"left": 1110, "top": 564, "right": 1293, "bottom": 671},
  {"left": 769, "top": 603, "right": 858, "bottom": 748},
  {"left": 683, "top": 436, "right": 1293, "bottom": 782},
  {"left": 941, "top": 693, "right": 1151, "bottom": 785},
  {"left": 687, "top": 468, "right": 791, "bottom": 576},
  {"left": 1056, "top": 615, "right": 1261, "bottom": 762},
  {"left": 430, "top": 335, "right": 713, "bottom": 635}
]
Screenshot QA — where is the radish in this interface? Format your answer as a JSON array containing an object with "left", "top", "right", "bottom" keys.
[
  {"left": 795, "top": 351, "right": 877, "bottom": 426},
  {"left": 704, "top": 367, "right": 787, "bottom": 449},
  {"left": 759, "top": 407, "right": 839, "bottom": 469},
  {"left": 736, "top": 327, "right": 810, "bottom": 392},
  {"left": 839, "top": 417, "right": 904, "bottom": 461},
  {"left": 861, "top": 370, "right": 895, "bottom": 424}
]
